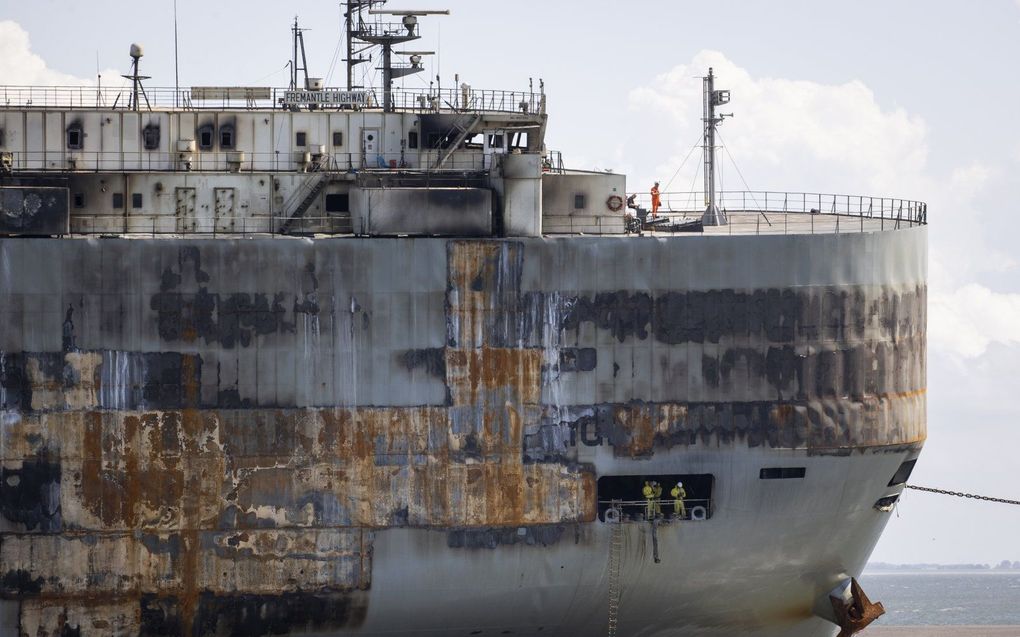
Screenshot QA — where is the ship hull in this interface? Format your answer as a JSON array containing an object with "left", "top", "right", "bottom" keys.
[{"left": 0, "top": 228, "right": 926, "bottom": 636}]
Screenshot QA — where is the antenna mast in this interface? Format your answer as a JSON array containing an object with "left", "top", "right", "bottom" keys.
[
  {"left": 343, "top": 1, "right": 384, "bottom": 91},
  {"left": 702, "top": 68, "right": 731, "bottom": 226},
  {"left": 290, "top": 18, "right": 310, "bottom": 90},
  {"left": 344, "top": 1, "right": 448, "bottom": 112},
  {"left": 122, "top": 44, "right": 151, "bottom": 111}
]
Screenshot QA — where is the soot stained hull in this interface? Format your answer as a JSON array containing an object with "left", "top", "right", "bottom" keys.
[{"left": 0, "top": 229, "right": 926, "bottom": 636}]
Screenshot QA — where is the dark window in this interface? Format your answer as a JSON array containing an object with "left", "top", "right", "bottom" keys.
[
  {"left": 490, "top": 133, "right": 504, "bottom": 149},
  {"left": 112, "top": 193, "right": 124, "bottom": 209},
  {"left": 296, "top": 131, "right": 307, "bottom": 147},
  {"left": 66, "top": 125, "right": 83, "bottom": 150},
  {"left": 0, "top": 128, "right": 6, "bottom": 147},
  {"left": 142, "top": 123, "right": 160, "bottom": 150},
  {"left": 463, "top": 133, "right": 483, "bottom": 149},
  {"left": 73, "top": 192, "right": 86, "bottom": 208},
  {"left": 197, "top": 125, "right": 214, "bottom": 150},
  {"left": 219, "top": 124, "right": 235, "bottom": 149},
  {"left": 510, "top": 131, "right": 529, "bottom": 149},
  {"left": 574, "top": 194, "right": 586, "bottom": 209},
  {"left": 407, "top": 131, "right": 418, "bottom": 149},
  {"left": 332, "top": 131, "right": 343, "bottom": 146},
  {"left": 132, "top": 193, "right": 143, "bottom": 209},
  {"left": 888, "top": 459, "right": 917, "bottom": 487},
  {"left": 325, "top": 193, "right": 349, "bottom": 213},
  {"left": 760, "top": 467, "right": 806, "bottom": 480}
]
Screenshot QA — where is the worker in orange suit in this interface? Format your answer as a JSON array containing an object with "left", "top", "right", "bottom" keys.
[{"left": 650, "top": 181, "right": 662, "bottom": 218}]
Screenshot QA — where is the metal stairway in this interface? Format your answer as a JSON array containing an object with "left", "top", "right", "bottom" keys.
[
  {"left": 279, "top": 157, "right": 335, "bottom": 234},
  {"left": 606, "top": 512, "right": 623, "bottom": 637},
  {"left": 432, "top": 113, "right": 482, "bottom": 170}
]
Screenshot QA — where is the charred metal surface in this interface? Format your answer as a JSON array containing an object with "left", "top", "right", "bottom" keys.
[
  {"left": 192, "top": 591, "right": 369, "bottom": 636},
  {"left": 0, "top": 233, "right": 926, "bottom": 634},
  {"left": 0, "top": 186, "right": 70, "bottom": 235},
  {"left": 447, "top": 524, "right": 567, "bottom": 549},
  {"left": 0, "top": 451, "right": 61, "bottom": 531},
  {"left": 397, "top": 348, "right": 447, "bottom": 380}
]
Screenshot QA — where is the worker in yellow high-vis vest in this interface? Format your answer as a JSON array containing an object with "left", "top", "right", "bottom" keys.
[
  {"left": 671, "top": 481, "right": 687, "bottom": 520},
  {"left": 642, "top": 481, "right": 655, "bottom": 519}
]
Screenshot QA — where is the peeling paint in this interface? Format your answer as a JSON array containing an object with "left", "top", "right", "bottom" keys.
[{"left": 0, "top": 235, "right": 927, "bottom": 634}]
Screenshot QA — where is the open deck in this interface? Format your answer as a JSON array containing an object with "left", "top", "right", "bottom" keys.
[
  {"left": 0, "top": 84, "right": 544, "bottom": 115},
  {"left": 44, "top": 190, "right": 925, "bottom": 238}
]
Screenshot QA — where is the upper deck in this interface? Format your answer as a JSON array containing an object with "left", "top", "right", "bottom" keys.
[{"left": 0, "top": 84, "right": 544, "bottom": 116}]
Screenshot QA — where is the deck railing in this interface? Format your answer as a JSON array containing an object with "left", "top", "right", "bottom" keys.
[
  {"left": 0, "top": 85, "right": 543, "bottom": 115},
  {"left": 0, "top": 149, "right": 490, "bottom": 173},
  {"left": 628, "top": 190, "right": 927, "bottom": 225},
  {"left": 67, "top": 215, "right": 353, "bottom": 237},
  {"left": 597, "top": 498, "right": 713, "bottom": 523}
]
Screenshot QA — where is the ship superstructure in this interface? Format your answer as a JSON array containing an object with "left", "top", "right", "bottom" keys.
[{"left": 0, "top": 5, "right": 927, "bottom": 637}]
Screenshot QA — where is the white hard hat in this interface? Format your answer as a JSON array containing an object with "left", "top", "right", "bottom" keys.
[{"left": 677, "top": 481, "right": 683, "bottom": 487}]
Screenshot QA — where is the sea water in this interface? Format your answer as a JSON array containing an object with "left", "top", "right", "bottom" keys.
[{"left": 864, "top": 572, "right": 1020, "bottom": 626}]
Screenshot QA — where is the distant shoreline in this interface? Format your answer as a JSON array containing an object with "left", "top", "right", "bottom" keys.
[
  {"left": 864, "top": 627, "right": 1020, "bottom": 637},
  {"left": 865, "top": 569, "right": 1020, "bottom": 575},
  {"left": 868, "top": 561, "right": 1020, "bottom": 572}
]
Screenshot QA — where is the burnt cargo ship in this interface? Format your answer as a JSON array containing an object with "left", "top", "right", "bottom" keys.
[{"left": 0, "top": 5, "right": 926, "bottom": 636}]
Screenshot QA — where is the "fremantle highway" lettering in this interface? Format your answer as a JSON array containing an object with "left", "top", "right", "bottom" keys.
[{"left": 282, "top": 90, "right": 371, "bottom": 107}]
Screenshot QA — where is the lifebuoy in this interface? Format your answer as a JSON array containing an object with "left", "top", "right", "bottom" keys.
[
  {"left": 604, "top": 507, "right": 621, "bottom": 523},
  {"left": 690, "top": 505, "right": 707, "bottom": 521},
  {"left": 606, "top": 195, "right": 624, "bottom": 212}
]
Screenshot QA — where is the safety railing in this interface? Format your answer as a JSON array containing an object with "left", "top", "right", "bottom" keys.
[
  {"left": 627, "top": 190, "right": 927, "bottom": 225},
  {"left": 598, "top": 498, "right": 713, "bottom": 523},
  {"left": 1, "top": 149, "right": 490, "bottom": 173},
  {"left": 0, "top": 85, "right": 543, "bottom": 115},
  {"left": 381, "top": 88, "right": 545, "bottom": 114},
  {"left": 67, "top": 215, "right": 353, "bottom": 237}
]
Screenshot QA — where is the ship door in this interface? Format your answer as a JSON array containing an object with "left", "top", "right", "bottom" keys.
[
  {"left": 361, "top": 128, "right": 380, "bottom": 168},
  {"left": 214, "top": 187, "right": 236, "bottom": 232},
  {"left": 175, "top": 186, "right": 197, "bottom": 233},
  {"left": 482, "top": 129, "right": 507, "bottom": 170}
]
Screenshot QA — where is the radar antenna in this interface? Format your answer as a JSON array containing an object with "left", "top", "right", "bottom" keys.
[
  {"left": 344, "top": 0, "right": 448, "bottom": 112},
  {"left": 121, "top": 44, "right": 151, "bottom": 112},
  {"left": 702, "top": 68, "right": 731, "bottom": 226}
]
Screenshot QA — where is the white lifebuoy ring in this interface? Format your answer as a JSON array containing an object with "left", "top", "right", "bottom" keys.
[
  {"left": 604, "top": 507, "right": 621, "bottom": 523},
  {"left": 690, "top": 505, "right": 707, "bottom": 521},
  {"left": 606, "top": 195, "right": 624, "bottom": 212}
]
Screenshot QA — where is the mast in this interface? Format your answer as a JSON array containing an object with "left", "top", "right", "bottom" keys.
[
  {"left": 702, "top": 68, "right": 731, "bottom": 226},
  {"left": 290, "top": 18, "right": 310, "bottom": 91},
  {"left": 122, "top": 44, "right": 150, "bottom": 112},
  {"left": 345, "top": 2, "right": 448, "bottom": 112}
]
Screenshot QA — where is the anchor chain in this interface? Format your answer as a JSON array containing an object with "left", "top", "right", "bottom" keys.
[{"left": 905, "top": 484, "right": 1020, "bottom": 506}]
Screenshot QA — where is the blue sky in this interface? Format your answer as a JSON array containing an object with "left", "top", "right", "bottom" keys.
[{"left": 2, "top": 0, "right": 1019, "bottom": 564}]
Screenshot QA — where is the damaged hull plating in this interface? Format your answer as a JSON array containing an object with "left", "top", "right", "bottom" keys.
[{"left": 0, "top": 228, "right": 927, "bottom": 636}]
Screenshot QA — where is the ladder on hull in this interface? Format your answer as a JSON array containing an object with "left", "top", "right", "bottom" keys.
[{"left": 606, "top": 505, "right": 624, "bottom": 637}]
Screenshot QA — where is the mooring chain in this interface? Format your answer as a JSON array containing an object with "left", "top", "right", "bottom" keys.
[{"left": 905, "top": 484, "right": 1020, "bottom": 506}]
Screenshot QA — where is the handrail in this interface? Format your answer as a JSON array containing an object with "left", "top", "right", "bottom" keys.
[
  {"left": 0, "top": 149, "right": 494, "bottom": 173},
  {"left": 0, "top": 84, "right": 542, "bottom": 114},
  {"left": 598, "top": 498, "right": 713, "bottom": 522},
  {"left": 626, "top": 190, "right": 927, "bottom": 225},
  {"left": 64, "top": 214, "right": 354, "bottom": 237}
]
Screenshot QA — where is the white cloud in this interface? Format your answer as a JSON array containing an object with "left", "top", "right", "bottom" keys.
[
  {"left": 930, "top": 284, "right": 1020, "bottom": 359},
  {"left": 0, "top": 21, "right": 120, "bottom": 87},
  {"left": 628, "top": 50, "right": 1019, "bottom": 360},
  {"left": 627, "top": 50, "right": 928, "bottom": 195},
  {"left": 0, "top": 21, "right": 90, "bottom": 85}
]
